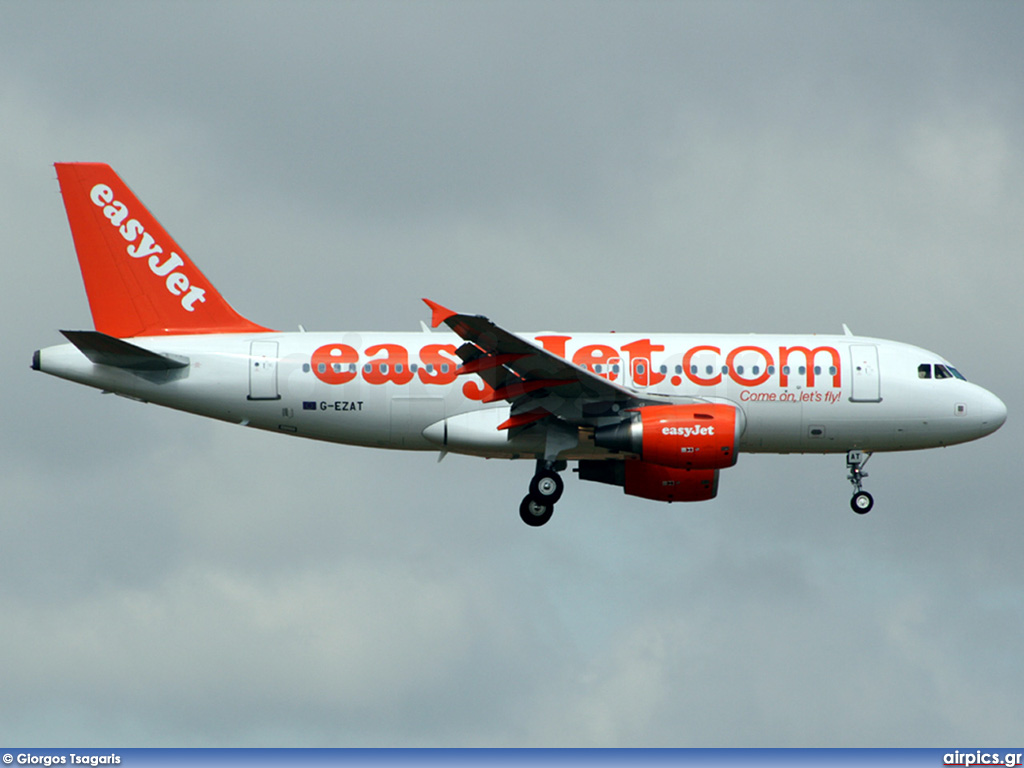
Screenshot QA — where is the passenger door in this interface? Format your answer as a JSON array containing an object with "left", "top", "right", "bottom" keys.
[{"left": 849, "top": 345, "right": 881, "bottom": 402}]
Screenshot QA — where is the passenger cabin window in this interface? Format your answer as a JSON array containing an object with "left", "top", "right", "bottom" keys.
[{"left": 919, "top": 364, "right": 931, "bottom": 379}]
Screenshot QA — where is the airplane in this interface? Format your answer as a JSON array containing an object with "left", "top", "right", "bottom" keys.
[{"left": 32, "top": 163, "right": 1007, "bottom": 526}]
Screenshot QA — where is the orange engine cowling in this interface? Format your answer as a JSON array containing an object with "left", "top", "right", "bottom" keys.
[
  {"left": 625, "top": 462, "right": 718, "bottom": 502},
  {"left": 593, "top": 403, "right": 742, "bottom": 470},
  {"left": 577, "top": 460, "right": 719, "bottom": 502}
]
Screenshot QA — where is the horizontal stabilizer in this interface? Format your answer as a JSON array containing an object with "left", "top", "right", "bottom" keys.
[{"left": 61, "top": 330, "right": 189, "bottom": 371}]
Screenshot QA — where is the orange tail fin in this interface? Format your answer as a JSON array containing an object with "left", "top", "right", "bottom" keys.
[{"left": 55, "top": 162, "right": 272, "bottom": 337}]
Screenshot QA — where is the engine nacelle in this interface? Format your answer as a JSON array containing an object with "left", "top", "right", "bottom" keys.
[
  {"left": 626, "top": 462, "right": 718, "bottom": 502},
  {"left": 578, "top": 460, "right": 719, "bottom": 502},
  {"left": 593, "top": 403, "right": 742, "bottom": 470}
]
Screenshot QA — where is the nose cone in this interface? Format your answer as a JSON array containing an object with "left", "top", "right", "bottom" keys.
[{"left": 977, "top": 387, "right": 1007, "bottom": 436}]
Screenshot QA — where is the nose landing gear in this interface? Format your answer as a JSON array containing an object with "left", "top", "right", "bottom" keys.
[
  {"left": 846, "top": 450, "right": 874, "bottom": 514},
  {"left": 519, "top": 460, "right": 566, "bottom": 526}
]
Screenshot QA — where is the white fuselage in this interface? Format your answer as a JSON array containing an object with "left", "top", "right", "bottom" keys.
[{"left": 36, "top": 330, "right": 1007, "bottom": 460}]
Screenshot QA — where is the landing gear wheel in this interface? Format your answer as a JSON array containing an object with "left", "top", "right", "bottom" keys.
[
  {"left": 851, "top": 491, "right": 874, "bottom": 514},
  {"left": 520, "top": 494, "right": 554, "bottom": 527},
  {"left": 529, "top": 469, "right": 564, "bottom": 504},
  {"left": 845, "top": 450, "right": 874, "bottom": 515}
]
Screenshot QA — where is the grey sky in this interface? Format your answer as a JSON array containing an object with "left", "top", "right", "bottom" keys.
[{"left": 1, "top": 0, "right": 1022, "bottom": 746}]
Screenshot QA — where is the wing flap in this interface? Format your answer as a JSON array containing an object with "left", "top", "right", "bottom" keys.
[
  {"left": 422, "top": 299, "right": 661, "bottom": 423},
  {"left": 497, "top": 409, "right": 551, "bottom": 431}
]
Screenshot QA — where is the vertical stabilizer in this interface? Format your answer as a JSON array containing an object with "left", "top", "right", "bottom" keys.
[{"left": 55, "top": 162, "right": 271, "bottom": 337}]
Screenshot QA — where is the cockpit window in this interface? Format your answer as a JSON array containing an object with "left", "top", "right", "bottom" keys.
[
  {"left": 920, "top": 363, "right": 967, "bottom": 381},
  {"left": 935, "top": 364, "right": 967, "bottom": 380}
]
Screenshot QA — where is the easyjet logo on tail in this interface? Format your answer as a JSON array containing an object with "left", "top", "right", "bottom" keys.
[{"left": 89, "top": 184, "right": 207, "bottom": 312}]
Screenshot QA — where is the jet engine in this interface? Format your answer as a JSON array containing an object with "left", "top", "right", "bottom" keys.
[
  {"left": 593, "top": 403, "right": 743, "bottom": 470},
  {"left": 578, "top": 459, "right": 719, "bottom": 502}
]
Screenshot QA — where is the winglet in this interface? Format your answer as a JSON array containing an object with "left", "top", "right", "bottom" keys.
[{"left": 422, "top": 298, "right": 457, "bottom": 328}]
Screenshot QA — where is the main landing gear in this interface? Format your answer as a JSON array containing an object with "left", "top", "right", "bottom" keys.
[
  {"left": 846, "top": 450, "right": 874, "bottom": 514},
  {"left": 519, "top": 460, "right": 565, "bottom": 527}
]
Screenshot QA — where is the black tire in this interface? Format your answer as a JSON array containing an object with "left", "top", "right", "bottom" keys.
[
  {"left": 519, "top": 494, "right": 554, "bottom": 527},
  {"left": 851, "top": 491, "right": 874, "bottom": 514},
  {"left": 529, "top": 469, "right": 564, "bottom": 504}
]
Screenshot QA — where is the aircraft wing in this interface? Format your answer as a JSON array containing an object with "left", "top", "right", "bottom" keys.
[{"left": 423, "top": 299, "right": 670, "bottom": 430}]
